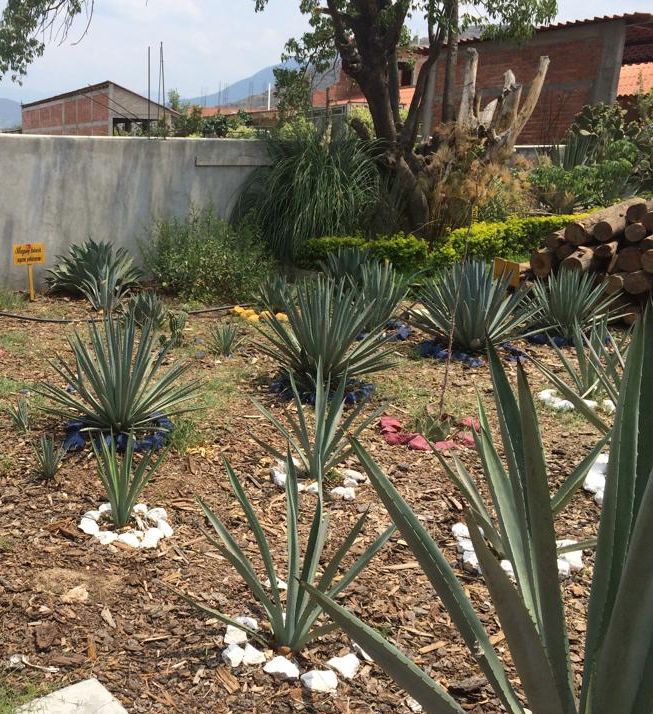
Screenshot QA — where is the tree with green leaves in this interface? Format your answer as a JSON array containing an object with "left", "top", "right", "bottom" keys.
[{"left": 254, "top": 0, "right": 557, "bottom": 232}]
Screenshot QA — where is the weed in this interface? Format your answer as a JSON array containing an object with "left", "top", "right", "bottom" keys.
[
  {"left": 168, "top": 417, "right": 202, "bottom": 453},
  {"left": 0, "top": 290, "right": 25, "bottom": 312}
]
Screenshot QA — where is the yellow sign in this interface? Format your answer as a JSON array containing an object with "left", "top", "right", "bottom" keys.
[
  {"left": 13, "top": 243, "right": 45, "bottom": 266},
  {"left": 493, "top": 257, "right": 521, "bottom": 289}
]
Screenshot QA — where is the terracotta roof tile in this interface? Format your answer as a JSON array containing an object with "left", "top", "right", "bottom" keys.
[{"left": 618, "top": 63, "right": 653, "bottom": 96}]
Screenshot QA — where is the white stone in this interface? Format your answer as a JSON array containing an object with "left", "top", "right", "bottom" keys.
[
  {"left": 601, "top": 399, "right": 616, "bottom": 415},
  {"left": 141, "top": 527, "right": 164, "bottom": 549},
  {"left": 61, "top": 585, "right": 89, "bottom": 604},
  {"left": 156, "top": 519, "right": 174, "bottom": 538},
  {"left": 147, "top": 507, "right": 168, "bottom": 522},
  {"left": 224, "top": 624, "right": 248, "bottom": 645},
  {"left": 582, "top": 399, "right": 598, "bottom": 411},
  {"left": 305, "top": 482, "right": 319, "bottom": 495},
  {"left": 343, "top": 477, "right": 359, "bottom": 488},
  {"left": 16, "top": 678, "right": 128, "bottom": 714},
  {"left": 264, "top": 578, "right": 288, "bottom": 591},
  {"left": 222, "top": 644, "right": 245, "bottom": 667},
  {"left": 500, "top": 559, "right": 515, "bottom": 579},
  {"left": 462, "top": 550, "right": 480, "bottom": 574},
  {"left": 595, "top": 490, "right": 604, "bottom": 506},
  {"left": 406, "top": 696, "right": 423, "bottom": 713},
  {"left": 451, "top": 522, "right": 470, "bottom": 540},
  {"left": 263, "top": 656, "right": 300, "bottom": 680},
  {"left": 94, "top": 531, "right": 118, "bottom": 546},
  {"left": 341, "top": 468, "right": 367, "bottom": 483},
  {"left": 301, "top": 669, "right": 338, "bottom": 693},
  {"left": 538, "top": 389, "right": 557, "bottom": 405},
  {"left": 79, "top": 517, "right": 100, "bottom": 535},
  {"left": 235, "top": 616, "right": 259, "bottom": 631},
  {"left": 83, "top": 510, "right": 101, "bottom": 522},
  {"left": 242, "top": 644, "right": 266, "bottom": 665},
  {"left": 552, "top": 398, "right": 574, "bottom": 412},
  {"left": 271, "top": 468, "right": 287, "bottom": 489},
  {"left": 117, "top": 531, "right": 142, "bottom": 548},
  {"left": 330, "top": 486, "right": 356, "bottom": 501},
  {"left": 133, "top": 503, "right": 148, "bottom": 515},
  {"left": 557, "top": 540, "right": 584, "bottom": 572},
  {"left": 327, "top": 653, "right": 360, "bottom": 679},
  {"left": 98, "top": 503, "right": 112, "bottom": 513},
  {"left": 456, "top": 537, "right": 473, "bottom": 554},
  {"left": 557, "top": 559, "right": 571, "bottom": 578},
  {"left": 352, "top": 642, "right": 373, "bottom": 662}
]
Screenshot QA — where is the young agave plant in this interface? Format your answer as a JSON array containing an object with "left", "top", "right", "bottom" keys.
[
  {"left": 123, "top": 291, "right": 167, "bottom": 330},
  {"left": 320, "top": 246, "right": 373, "bottom": 286},
  {"left": 38, "top": 314, "right": 200, "bottom": 434},
  {"left": 250, "top": 365, "right": 382, "bottom": 483},
  {"left": 207, "top": 323, "right": 244, "bottom": 357},
  {"left": 305, "top": 307, "right": 653, "bottom": 714},
  {"left": 532, "top": 318, "right": 629, "bottom": 434},
  {"left": 7, "top": 397, "right": 30, "bottom": 433},
  {"left": 257, "top": 274, "right": 395, "bottom": 393},
  {"left": 528, "top": 269, "right": 619, "bottom": 337},
  {"left": 93, "top": 434, "right": 166, "bottom": 529},
  {"left": 357, "top": 261, "right": 409, "bottom": 333},
  {"left": 180, "top": 454, "right": 394, "bottom": 652},
  {"left": 258, "top": 274, "right": 294, "bottom": 314},
  {"left": 33, "top": 435, "right": 66, "bottom": 480},
  {"left": 411, "top": 260, "right": 535, "bottom": 351},
  {"left": 79, "top": 262, "right": 128, "bottom": 313}
]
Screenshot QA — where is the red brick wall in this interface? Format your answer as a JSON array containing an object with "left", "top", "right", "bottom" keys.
[{"left": 22, "top": 91, "right": 111, "bottom": 135}]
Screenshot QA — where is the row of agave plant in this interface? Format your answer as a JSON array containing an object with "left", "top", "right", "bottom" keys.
[{"left": 190, "top": 306, "right": 653, "bottom": 714}]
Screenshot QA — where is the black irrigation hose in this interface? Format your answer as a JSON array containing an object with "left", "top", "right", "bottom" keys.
[{"left": 0, "top": 303, "right": 249, "bottom": 325}]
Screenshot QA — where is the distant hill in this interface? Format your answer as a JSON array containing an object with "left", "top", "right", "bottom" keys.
[
  {"left": 187, "top": 62, "right": 298, "bottom": 108},
  {"left": 0, "top": 98, "right": 21, "bottom": 128}
]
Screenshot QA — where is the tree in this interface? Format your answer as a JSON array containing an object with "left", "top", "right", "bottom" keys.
[{"left": 254, "top": 0, "right": 557, "bottom": 234}]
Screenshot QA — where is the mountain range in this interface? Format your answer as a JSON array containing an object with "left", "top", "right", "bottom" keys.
[{"left": 0, "top": 98, "right": 20, "bottom": 128}]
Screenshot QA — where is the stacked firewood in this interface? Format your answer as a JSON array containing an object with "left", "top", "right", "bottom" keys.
[{"left": 530, "top": 198, "right": 653, "bottom": 324}]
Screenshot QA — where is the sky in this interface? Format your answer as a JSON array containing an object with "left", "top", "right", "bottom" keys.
[{"left": 0, "top": 0, "right": 651, "bottom": 103}]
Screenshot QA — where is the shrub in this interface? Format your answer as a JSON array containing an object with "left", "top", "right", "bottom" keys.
[
  {"left": 301, "top": 233, "right": 428, "bottom": 273},
  {"left": 411, "top": 260, "right": 536, "bottom": 351},
  {"left": 45, "top": 239, "right": 142, "bottom": 299},
  {"left": 141, "top": 208, "right": 271, "bottom": 304},
  {"left": 38, "top": 315, "right": 200, "bottom": 435},
  {"left": 234, "top": 128, "right": 381, "bottom": 261},
  {"left": 257, "top": 274, "right": 394, "bottom": 393},
  {"left": 306, "top": 310, "right": 653, "bottom": 712}
]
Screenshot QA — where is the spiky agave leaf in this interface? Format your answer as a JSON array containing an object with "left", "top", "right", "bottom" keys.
[
  {"left": 37, "top": 314, "right": 200, "bottom": 434},
  {"left": 357, "top": 261, "right": 409, "bottom": 333},
  {"left": 411, "top": 260, "right": 535, "bottom": 351},
  {"left": 123, "top": 291, "right": 167, "bottom": 330},
  {"left": 320, "top": 246, "right": 373, "bottom": 286},
  {"left": 33, "top": 434, "right": 66, "bottom": 480},
  {"left": 207, "top": 323, "right": 244, "bottom": 357}
]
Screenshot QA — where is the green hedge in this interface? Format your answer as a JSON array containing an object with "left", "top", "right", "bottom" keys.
[{"left": 300, "top": 214, "right": 588, "bottom": 273}]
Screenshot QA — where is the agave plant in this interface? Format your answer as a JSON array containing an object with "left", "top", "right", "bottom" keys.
[
  {"left": 357, "top": 261, "right": 409, "bottom": 333},
  {"left": 6, "top": 397, "right": 30, "bottom": 433},
  {"left": 37, "top": 314, "right": 200, "bottom": 434},
  {"left": 411, "top": 260, "right": 535, "bottom": 351},
  {"left": 305, "top": 307, "right": 653, "bottom": 714},
  {"left": 532, "top": 319, "right": 629, "bottom": 434},
  {"left": 179, "top": 451, "right": 393, "bottom": 651},
  {"left": 529, "top": 269, "right": 618, "bottom": 338},
  {"left": 320, "top": 246, "right": 373, "bottom": 286},
  {"left": 257, "top": 274, "right": 395, "bottom": 392},
  {"left": 123, "top": 291, "right": 167, "bottom": 330},
  {"left": 258, "top": 274, "right": 294, "bottom": 314},
  {"left": 93, "top": 434, "right": 166, "bottom": 529},
  {"left": 33, "top": 434, "right": 66, "bottom": 480},
  {"left": 207, "top": 323, "right": 244, "bottom": 357},
  {"left": 45, "top": 239, "right": 142, "bottom": 297},
  {"left": 251, "top": 365, "right": 382, "bottom": 482}
]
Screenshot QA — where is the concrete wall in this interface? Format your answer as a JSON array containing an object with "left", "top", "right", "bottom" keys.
[{"left": 0, "top": 134, "right": 269, "bottom": 290}]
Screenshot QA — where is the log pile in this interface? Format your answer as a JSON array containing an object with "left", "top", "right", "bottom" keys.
[{"left": 530, "top": 198, "right": 653, "bottom": 324}]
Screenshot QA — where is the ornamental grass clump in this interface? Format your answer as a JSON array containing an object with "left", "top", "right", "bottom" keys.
[
  {"left": 93, "top": 435, "right": 166, "bottom": 529},
  {"left": 38, "top": 314, "right": 200, "bottom": 435},
  {"left": 411, "top": 259, "right": 535, "bottom": 351},
  {"left": 528, "top": 269, "right": 618, "bottom": 338},
  {"left": 304, "top": 306, "right": 653, "bottom": 714},
  {"left": 257, "top": 274, "right": 395, "bottom": 393}
]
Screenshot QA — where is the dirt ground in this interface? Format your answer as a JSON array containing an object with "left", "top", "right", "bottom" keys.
[{"left": 0, "top": 295, "right": 605, "bottom": 713}]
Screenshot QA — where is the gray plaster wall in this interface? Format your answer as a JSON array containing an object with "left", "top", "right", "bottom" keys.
[{"left": 0, "top": 134, "right": 269, "bottom": 290}]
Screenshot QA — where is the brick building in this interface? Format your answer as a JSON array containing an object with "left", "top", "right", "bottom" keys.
[
  {"left": 313, "top": 13, "right": 653, "bottom": 144},
  {"left": 21, "top": 81, "right": 177, "bottom": 136}
]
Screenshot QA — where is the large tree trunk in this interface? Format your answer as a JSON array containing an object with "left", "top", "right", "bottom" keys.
[
  {"left": 388, "top": 50, "right": 401, "bottom": 125},
  {"left": 442, "top": 0, "right": 459, "bottom": 123}
]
